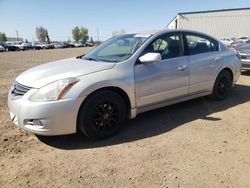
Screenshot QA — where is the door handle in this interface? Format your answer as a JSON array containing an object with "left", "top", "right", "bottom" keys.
[{"left": 178, "top": 65, "right": 187, "bottom": 71}]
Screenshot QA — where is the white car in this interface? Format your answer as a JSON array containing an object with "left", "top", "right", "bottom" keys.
[
  {"left": 74, "top": 43, "right": 83, "bottom": 47},
  {"left": 53, "top": 43, "right": 64, "bottom": 48},
  {"left": 220, "top": 38, "right": 235, "bottom": 47},
  {"left": 14, "top": 43, "right": 28, "bottom": 51},
  {"left": 0, "top": 45, "right": 5, "bottom": 52},
  {"left": 40, "top": 43, "right": 50, "bottom": 49},
  {"left": 8, "top": 29, "right": 241, "bottom": 139}
]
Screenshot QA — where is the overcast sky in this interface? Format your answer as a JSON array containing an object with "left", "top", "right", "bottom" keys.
[{"left": 0, "top": 0, "right": 249, "bottom": 41}]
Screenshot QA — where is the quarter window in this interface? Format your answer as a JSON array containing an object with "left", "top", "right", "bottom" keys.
[{"left": 186, "top": 34, "right": 219, "bottom": 55}]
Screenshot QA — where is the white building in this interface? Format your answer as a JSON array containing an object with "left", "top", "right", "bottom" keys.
[
  {"left": 166, "top": 8, "right": 250, "bottom": 39},
  {"left": 7, "top": 37, "right": 23, "bottom": 42}
]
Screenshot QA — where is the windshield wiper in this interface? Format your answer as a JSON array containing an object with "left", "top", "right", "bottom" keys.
[
  {"left": 76, "top": 54, "right": 85, "bottom": 59},
  {"left": 84, "top": 57, "right": 99, "bottom": 61}
]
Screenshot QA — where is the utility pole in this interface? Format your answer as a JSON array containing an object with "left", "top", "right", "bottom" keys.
[
  {"left": 16, "top": 30, "right": 19, "bottom": 43},
  {"left": 97, "top": 28, "right": 99, "bottom": 42}
]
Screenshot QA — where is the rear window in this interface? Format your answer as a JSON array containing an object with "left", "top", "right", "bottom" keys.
[{"left": 185, "top": 34, "right": 219, "bottom": 55}]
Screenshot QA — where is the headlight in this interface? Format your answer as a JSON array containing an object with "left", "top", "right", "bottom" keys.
[{"left": 30, "top": 78, "right": 79, "bottom": 102}]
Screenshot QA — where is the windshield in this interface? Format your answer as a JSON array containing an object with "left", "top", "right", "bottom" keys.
[{"left": 82, "top": 34, "right": 151, "bottom": 62}]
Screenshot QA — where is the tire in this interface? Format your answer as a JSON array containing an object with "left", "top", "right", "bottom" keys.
[
  {"left": 78, "top": 90, "right": 127, "bottom": 140},
  {"left": 210, "top": 70, "right": 233, "bottom": 100}
]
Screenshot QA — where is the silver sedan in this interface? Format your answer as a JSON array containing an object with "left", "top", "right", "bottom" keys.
[{"left": 8, "top": 30, "right": 241, "bottom": 139}]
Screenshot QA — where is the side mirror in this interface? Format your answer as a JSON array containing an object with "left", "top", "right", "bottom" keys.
[{"left": 139, "top": 53, "right": 161, "bottom": 63}]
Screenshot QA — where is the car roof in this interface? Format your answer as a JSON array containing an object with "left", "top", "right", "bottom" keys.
[{"left": 126, "top": 29, "right": 220, "bottom": 42}]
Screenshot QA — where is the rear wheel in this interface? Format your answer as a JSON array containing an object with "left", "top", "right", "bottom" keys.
[
  {"left": 210, "top": 70, "right": 233, "bottom": 100},
  {"left": 78, "top": 90, "right": 127, "bottom": 140}
]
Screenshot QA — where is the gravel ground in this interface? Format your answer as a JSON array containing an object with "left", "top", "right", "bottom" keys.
[{"left": 0, "top": 48, "right": 250, "bottom": 188}]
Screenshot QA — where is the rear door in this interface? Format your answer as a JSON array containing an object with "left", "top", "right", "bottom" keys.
[{"left": 183, "top": 32, "right": 222, "bottom": 94}]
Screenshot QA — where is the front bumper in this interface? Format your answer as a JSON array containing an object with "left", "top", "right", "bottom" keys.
[{"left": 8, "top": 88, "right": 85, "bottom": 136}]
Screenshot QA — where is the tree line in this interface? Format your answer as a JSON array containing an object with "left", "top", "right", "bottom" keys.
[{"left": 0, "top": 26, "right": 89, "bottom": 43}]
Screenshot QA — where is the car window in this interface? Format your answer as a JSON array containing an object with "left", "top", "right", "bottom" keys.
[
  {"left": 83, "top": 34, "right": 150, "bottom": 62},
  {"left": 186, "top": 34, "right": 219, "bottom": 55},
  {"left": 142, "top": 34, "right": 183, "bottom": 60}
]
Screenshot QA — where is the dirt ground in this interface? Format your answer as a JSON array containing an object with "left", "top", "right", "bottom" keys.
[{"left": 0, "top": 48, "right": 250, "bottom": 188}]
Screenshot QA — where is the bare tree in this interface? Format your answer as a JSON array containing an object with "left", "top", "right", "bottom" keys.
[
  {"left": 72, "top": 26, "right": 89, "bottom": 42},
  {"left": 36, "top": 26, "right": 49, "bottom": 43}
]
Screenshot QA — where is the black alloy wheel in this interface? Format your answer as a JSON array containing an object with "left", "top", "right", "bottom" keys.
[
  {"left": 211, "top": 70, "right": 232, "bottom": 100},
  {"left": 78, "top": 90, "right": 126, "bottom": 139}
]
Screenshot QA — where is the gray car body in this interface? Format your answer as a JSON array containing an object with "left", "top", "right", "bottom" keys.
[
  {"left": 235, "top": 42, "right": 250, "bottom": 70},
  {"left": 8, "top": 29, "right": 241, "bottom": 135}
]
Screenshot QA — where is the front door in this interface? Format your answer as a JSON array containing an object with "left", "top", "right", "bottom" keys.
[{"left": 134, "top": 33, "right": 189, "bottom": 107}]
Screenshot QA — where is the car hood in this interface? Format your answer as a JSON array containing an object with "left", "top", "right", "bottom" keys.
[{"left": 16, "top": 58, "right": 116, "bottom": 88}]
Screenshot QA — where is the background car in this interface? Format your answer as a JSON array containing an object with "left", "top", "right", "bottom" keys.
[
  {"left": 53, "top": 43, "right": 65, "bottom": 48},
  {"left": 14, "top": 43, "right": 28, "bottom": 51},
  {"left": 235, "top": 40, "right": 250, "bottom": 70},
  {"left": 74, "top": 42, "right": 83, "bottom": 47},
  {"left": 220, "top": 38, "right": 236, "bottom": 47},
  {"left": 22, "top": 43, "right": 33, "bottom": 50},
  {"left": 84, "top": 41, "right": 94, "bottom": 47},
  {"left": 40, "top": 43, "right": 50, "bottom": 49},
  {"left": 3, "top": 44, "right": 20, "bottom": 51},
  {"left": 0, "top": 45, "right": 5, "bottom": 52},
  {"left": 32, "top": 43, "right": 42, "bottom": 50},
  {"left": 63, "top": 42, "right": 75, "bottom": 48},
  {"left": 237, "top": 36, "right": 250, "bottom": 43}
]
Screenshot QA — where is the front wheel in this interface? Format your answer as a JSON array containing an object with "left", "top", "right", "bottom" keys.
[
  {"left": 77, "top": 91, "right": 127, "bottom": 140},
  {"left": 210, "top": 70, "right": 233, "bottom": 100}
]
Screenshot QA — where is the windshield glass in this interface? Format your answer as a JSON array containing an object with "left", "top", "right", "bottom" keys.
[{"left": 82, "top": 34, "right": 151, "bottom": 62}]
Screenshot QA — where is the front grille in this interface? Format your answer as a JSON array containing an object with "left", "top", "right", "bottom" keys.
[{"left": 11, "top": 82, "right": 32, "bottom": 96}]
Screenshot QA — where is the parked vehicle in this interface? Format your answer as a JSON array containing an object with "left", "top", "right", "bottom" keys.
[
  {"left": 84, "top": 41, "right": 94, "bottom": 47},
  {"left": 53, "top": 43, "right": 65, "bottom": 48},
  {"left": 32, "top": 43, "right": 42, "bottom": 50},
  {"left": 74, "top": 42, "right": 83, "bottom": 47},
  {"left": 4, "top": 44, "right": 20, "bottom": 51},
  {"left": 5, "top": 41, "right": 15, "bottom": 46},
  {"left": 8, "top": 30, "right": 241, "bottom": 139},
  {"left": 237, "top": 37, "right": 250, "bottom": 44},
  {"left": 48, "top": 44, "right": 55, "bottom": 49},
  {"left": 0, "top": 45, "right": 5, "bottom": 52},
  {"left": 235, "top": 40, "right": 250, "bottom": 70},
  {"left": 22, "top": 43, "right": 33, "bottom": 50},
  {"left": 63, "top": 42, "right": 75, "bottom": 48},
  {"left": 40, "top": 43, "right": 50, "bottom": 49},
  {"left": 220, "top": 38, "right": 235, "bottom": 47},
  {"left": 14, "top": 43, "right": 28, "bottom": 51}
]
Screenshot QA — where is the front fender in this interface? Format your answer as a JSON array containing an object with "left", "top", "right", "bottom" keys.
[{"left": 81, "top": 81, "right": 135, "bottom": 106}]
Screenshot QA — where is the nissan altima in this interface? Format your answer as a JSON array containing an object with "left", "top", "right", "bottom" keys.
[{"left": 8, "top": 30, "right": 241, "bottom": 139}]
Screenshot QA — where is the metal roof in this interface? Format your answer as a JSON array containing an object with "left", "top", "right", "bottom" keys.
[{"left": 178, "top": 7, "right": 250, "bottom": 15}]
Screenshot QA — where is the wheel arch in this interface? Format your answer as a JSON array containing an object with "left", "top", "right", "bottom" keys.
[
  {"left": 219, "top": 67, "right": 234, "bottom": 81},
  {"left": 77, "top": 86, "right": 132, "bottom": 120}
]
